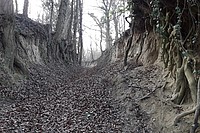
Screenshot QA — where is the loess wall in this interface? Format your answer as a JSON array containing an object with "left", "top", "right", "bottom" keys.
[
  {"left": 0, "top": 14, "right": 48, "bottom": 85},
  {"left": 15, "top": 14, "right": 48, "bottom": 65},
  {"left": 110, "top": 31, "right": 161, "bottom": 66}
]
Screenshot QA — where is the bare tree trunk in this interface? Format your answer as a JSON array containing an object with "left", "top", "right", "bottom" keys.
[
  {"left": 54, "top": 0, "right": 70, "bottom": 40},
  {"left": 113, "top": 8, "right": 119, "bottom": 40},
  {"left": 15, "top": 0, "right": 18, "bottom": 13},
  {"left": 88, "top": 13, "right": 103, "bottom": 54},
  {"left": 105, "top": 13, "right": 111, "bottom": 49},
  {"left": 123, "top": 0, "right": 125, "bottom": 31},
  {"left": 3, "top": 20, "right": 15, "bottom": 70},
  {"left": 90, "top": 42, "right": 94, "bottom": 61},
  {"left": 0, "top": 0, "right": 14, "bottom": 14},
  {"left": 23, "top": 0, "right": 29, "bottom": 17},
  {"left": 78, "top": 0, "right": 83, "bottom": 65},
  {"left": 0, "top": 0, "right": 15, "bottom": 70},
  {"left": 72, "top": 0, "right": 79, "bottom": 63},
  {"left": 67, "top": 0, "right": 74, "bottom": 62},
  {"left": 53, "top": 0, "right": 70, "bottom": 61},
  {"left": 99, "top": 28, "right": 103, "bottom": 53},
  {"left": 102, "top": 0, "right": 113, "bottom": 49},
  {"left": 47, "top": 0, "right": 54, "bottom": 61}
]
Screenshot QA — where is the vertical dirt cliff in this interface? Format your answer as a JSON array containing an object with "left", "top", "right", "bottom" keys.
[{"left": 0, "top": 14, "right": 49, "bottom": 85}]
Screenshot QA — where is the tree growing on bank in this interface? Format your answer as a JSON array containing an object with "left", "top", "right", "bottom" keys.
[
  {"left": 100, "top": 0, "right": 113, "bottom": 49},
  {"left": 0, "top": 0, "right": 28, "bottom": 85},
  {"left": 0, "top": 0, "right": 15, "bottom": 70},
  {"left": 78, "top": 0, "right": 83, "bottom": 65},
  {"left": 23, "top": 0, "right": 29, "bottom": 17},
  {"left": 50, "top": 0, "right": 83, "bottom": 64},
  {"left": 15, "top": 0, "right": 18, "bottom": 13}
]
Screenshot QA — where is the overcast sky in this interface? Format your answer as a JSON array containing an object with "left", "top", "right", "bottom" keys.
[{"left": 17, "top": 0, "right": 42, "bottom": 19}]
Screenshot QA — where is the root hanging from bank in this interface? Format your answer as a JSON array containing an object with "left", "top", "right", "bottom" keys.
[
  {"left": 174, "top": 107, "right": 196, "bottom": 125},
  {"left": 173, "top": 56, "right": 198, "bottom": 125},
  {"left": 184, "top": 57, "right": 197, "bottom": 104},
  {"left": 124, "top": 35, "right": 133, "bottom": 66},
  {"left": 171, "top": 57, "right": 187, "bottom": 104},
  {"left": 190, "top": 78, "right": 200, "bottom": 133}
]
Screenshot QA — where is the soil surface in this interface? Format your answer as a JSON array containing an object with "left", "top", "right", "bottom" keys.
[{"left": 0, "top": 61, "right": 197, "bottom": 132}]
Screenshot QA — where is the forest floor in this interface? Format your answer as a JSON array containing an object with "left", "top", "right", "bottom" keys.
[{"left": 0, "top": 61, "right": 198, "bottom": 132}]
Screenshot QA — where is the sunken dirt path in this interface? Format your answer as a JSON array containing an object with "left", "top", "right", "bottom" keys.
[{"left": 0, "top": 62, "right": 156, "bottom": 133}]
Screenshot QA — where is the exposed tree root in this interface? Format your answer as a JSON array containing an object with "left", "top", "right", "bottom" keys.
[
  {"left": 184, "top": 57, "right": 197, "bottom": 104},
  {"left": 124, "top": 35, "right": 133, "bottom": 66},
  {"left": 135, "top": 35, "right": 144, "bottom": 64},
  {"left": 190, "top": 78, "right": 200, "bottom": 133},
  {"left": 173, "top": 107, "right": 196, "bottom": 125},
  {"left": 171, "top": 57, "right": 187, "bottom": 104},
  {"left": 173, "top": 57, "right": 198, "bottom": 125},
  {"left": 139, "top": 82, "right": 167, "bottom": 101}
]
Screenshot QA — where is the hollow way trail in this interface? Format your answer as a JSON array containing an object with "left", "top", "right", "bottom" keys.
[{"left": 0, "top": 63, "right": 155, "bottom": 132}]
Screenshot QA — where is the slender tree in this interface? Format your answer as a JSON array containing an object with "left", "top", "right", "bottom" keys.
[
  {"left": 88, "top": 13, "right": 104, "bottom": 54},
  {"left": 78, "top": 0, "right": 83, "bottom": 65},
  {"left": 47, "top": 0, "right": 54, "bottom": 61},
  {"left": 112, "top": 1, "right": 120, "bottom": 40},
  {"left": 66, "top": 0, "right": 74, "bottom": 62},
  {"left": 41, "top": 0, "right": 60, "bottom": 29},
  {"left": 15, "top": 0, "right": 18, "bottom": 13},
  {"left": 91, "top": 0, "right": 128, "bottom": 50},
  {"left": 23, "top": 0, "right": 29, "bottom": 17},
  {"left": 100, "top": 0, "right": 113, "bottom": 49},
  {"left": 72, "top": 0, "right": 79, "bottom": 62},
  {"left": 90, "top": 42, "right": 94, "bottom": 61}
]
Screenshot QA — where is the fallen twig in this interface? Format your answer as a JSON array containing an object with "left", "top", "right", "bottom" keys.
[{"left": 139, "top": 82, "right": 166, "bottom": 101}]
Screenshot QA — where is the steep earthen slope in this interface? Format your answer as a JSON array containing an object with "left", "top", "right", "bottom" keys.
[{"left": 0, "top": 14, "right": 48, "bottom": 85}]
